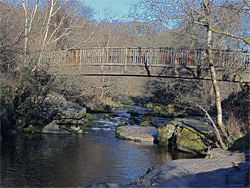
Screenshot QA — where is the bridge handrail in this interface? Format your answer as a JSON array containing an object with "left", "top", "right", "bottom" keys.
[{"left": 39, "top": 47, "right": 250, "bottom": 68}]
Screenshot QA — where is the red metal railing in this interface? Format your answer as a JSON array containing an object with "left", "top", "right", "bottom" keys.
[{"left": 53, "top": 47, "right": 249, "bottom": 68}]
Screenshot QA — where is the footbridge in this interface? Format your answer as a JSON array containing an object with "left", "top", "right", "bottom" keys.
[{"left": 44, "top": 47, "right": 250, "bottom": 82}]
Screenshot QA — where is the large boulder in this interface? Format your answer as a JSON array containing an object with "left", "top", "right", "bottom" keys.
[
  {"left": 157, "top": 123, "right": 176, "bottom": 145},
  {"left": 44, "top": 93, "right": 86, "bottom": 120},
  {"left": 173, "top": 127, "right": 207, "bottom": 154},
  {"left": 156, "top": 117, "right": 212, "bottom": 154},
  {"left": 41, "top": 93, "right": 88, "bottom": 134},
  {"left": 116, "top": 126, "right": 157, "bottom": 142}
]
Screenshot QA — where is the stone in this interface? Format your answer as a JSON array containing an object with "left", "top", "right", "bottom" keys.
[
  {"left": 42, "top": 121, "right": 70, "bottom": 134},
  {"left": 116, "top": 126, "right": 157, "bottom": 142},
  {"left": 206, "top": 148, "right": 234, "bottom": 159},
  {"left": 56, "top": 118, "right": 86, "bottom": 125},
  {"left": 170, "top": 117, "right": 214, "bottom": 133},
  {"left": 133, "top": 150, "right": 249, "bottom": 188},
  {"left": 58, "top": 101, "right": 86, "bottom": 120},
  {"left": 70, "top": 126, "right": 81, "bottom": 131},
  {"left": 157, "top": 123, "right": 176, "bottom": 145},
  {"left": 156, "top": 118, "right": 211, "bottom": 154},
  {"left": 173, "top": 127, "right": 207, "bottom": 154},
  {"left": 44, "top": 93, "right": 87, "bottom": 120},
  {"left": 77, "top": 130, "right": 84, "bottom": 134}
]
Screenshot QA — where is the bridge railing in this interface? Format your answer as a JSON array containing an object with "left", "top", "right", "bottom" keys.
[{"left": 44, "top": 47, "right": 250, "bottom": 68}]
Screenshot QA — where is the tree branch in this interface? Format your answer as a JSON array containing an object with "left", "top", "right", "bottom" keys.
[{"left": 209, "top": 26, "right": 250, "bottom": 45}]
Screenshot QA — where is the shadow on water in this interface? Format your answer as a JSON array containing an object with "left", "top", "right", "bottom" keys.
[{"left": 1, "top": 130, "right": 201, "bottom": 187}]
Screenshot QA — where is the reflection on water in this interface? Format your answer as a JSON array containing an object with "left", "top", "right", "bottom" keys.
[{"left": 1, "top": 131, "right": 201, "bottom": 187}]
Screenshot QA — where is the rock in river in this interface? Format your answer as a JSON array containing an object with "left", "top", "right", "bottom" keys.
[
  {"left": 156, "top": 117, "right": 213, "bottom": 154},
  {"left": 116, "top": 126, "right": 157, "bottom": 142},
  {"left": 42, "top": 120, "right": 70, "bottom": 134}
]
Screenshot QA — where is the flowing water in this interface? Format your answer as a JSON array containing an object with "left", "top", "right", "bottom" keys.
[{"left": 1, "top": 106, "right": 202, "bottom": 187}]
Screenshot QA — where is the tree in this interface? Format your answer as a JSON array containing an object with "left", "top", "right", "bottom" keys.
[
  {"left": 0, "top": 1, "right": 24, "bottom": 72},
  {"left": 132, "top": 0, "right": 250, "bottom": 148},
  {"left": 22, "top": 0, "right": 39, "bottom": 65}
]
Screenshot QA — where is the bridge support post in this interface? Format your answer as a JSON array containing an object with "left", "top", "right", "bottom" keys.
[
  {"left": 101, "top": 64, "right": 104, "bottom": 72},
  {"left": 125, "top": 48, "right": 128, "bottom": 73}
]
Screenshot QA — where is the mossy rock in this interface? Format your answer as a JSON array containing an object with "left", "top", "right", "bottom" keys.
[
  {"left": 173, "top": 127, "right": 207, "bottom": 154},
  {"left": 165, "top": 104, "right": 176, "bottom": 113},
  {"left": 132, "top": 106, "right": 142, "bottom": 110},
  {"left": 157, "top": 123, "right": 176, "bottom": 146},
  {"left": 102, "top": 114, "right": 110, "bottom": 119},
  {"left": 128, "top": 117, "right": 141, "bottom": 125},
  {"left": 153, "top": 104, "right": 184, "bottom": 117},
  {"left": 153, "top": 106, "right": 162, "bottom": 113},
  {"left": 123, "top": 104, "right": 132, "bottom": 108},
  {"left": 143, "top": 102, "right": 154, "bottom": 108},
  {"left": 141, "top": 113, "right": 153, "bottom": 121},
  {"left": 92, "top": 104, "right": 112, "bottom": 113},
  {"left": 140, "top": 121, "right": 152, "bottom": 127}
]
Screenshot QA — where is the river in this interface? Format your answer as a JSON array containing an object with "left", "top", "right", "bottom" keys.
[{"left": 1, "top": 106, "right": 202, "bottom": 187}]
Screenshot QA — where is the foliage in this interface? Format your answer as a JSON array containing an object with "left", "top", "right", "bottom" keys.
[
  {"left": 22, "top": 125, "right": 37, "bottom": 133},
  {"left": 83, "top": 113, "right": 97, "bottom": 121},
  {"left": 118, "top": 122, "right": 127, "bottom": 127},
  {"left": 102, "top": 114, "right": 110, "bottom": 119},
  {"left": 223, "top": 86, "right": 250, "bottom": 139}
]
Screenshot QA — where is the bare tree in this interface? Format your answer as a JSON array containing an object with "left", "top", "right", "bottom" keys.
[
  {"left": 21, "top": 0, "right": 39, "bottom": 65},
  {"left": 132, "top": 0, "right": 250, "bottom": 148}
]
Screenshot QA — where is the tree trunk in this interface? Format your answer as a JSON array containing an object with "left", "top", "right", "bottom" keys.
[{"left": 206, "top": 28, "right": 229, "bottom": 139}]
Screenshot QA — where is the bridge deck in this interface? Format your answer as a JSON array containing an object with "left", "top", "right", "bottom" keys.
[{"left": 41, "top": 47, "right": 250, "bottom": 82}]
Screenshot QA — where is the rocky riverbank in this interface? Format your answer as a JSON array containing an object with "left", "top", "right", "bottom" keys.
[
  {"left": 88, "top": 148, "right": 250, "bottom": 188},
  {"left": 1, "top": 92, "right": 97, "bottom": 135},
  {"left": 115, "top": 116, "right": 216, "bottom": 154},
  {"left": 132, "top": 148, "right": 250, "bottom": 187}
]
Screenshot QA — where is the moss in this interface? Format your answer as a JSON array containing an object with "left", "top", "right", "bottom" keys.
[
  {"left": 175, "top": 128, "right": 207, "bottom": 153},
  {"left": 140, "top": 121, "right": 151, "bottom": 127},
  {"left": 166, "top": 104, "right": 176, "bottom": 113},
  {"left": 157, "top": 124, "right": 175, "bottom": 146},
  {"left": 102, "top": 114, "right": 110, "bottom": 119},
  {"left": 92, "top": 104, "right": 112, "bottom": 113},
  {"left": 128, "top": 117, "right": 141, "bottom": 125},
  {"left": 116, "top": 133, "right": 129, "bottom": 140},
  {"left": 80, "top": 126, "right": 88, "bottom": 131},
  {"left": 118, "top": 122, "right": 127, "bottom": 127},
  {"left": 123, "top": 104, "right": 132, "bottom": 108},
  {"left": 84, "top": 113, "right": 96, "bottom": 120},
  {"left": 115, "top": 131, "right": 141, "bottom": 142},
  {"left": 153, "top": 106, "right": 162, "bottom": 113},
  {"left": 142, "top": 113, "right": 153, "bottom": 121},
  {"left": 84, "top": 121, "right": 94, "bottom": 127},
  {"left": 127, "top": 98, "right": 134, "bottom": 103},
  {"left": 22, "top": 125, "right": 36, "bottom": 133},
  {"left": 133, "top": 106, "right": 142, "bottom": 110},
  {"left": 143, "top": 102, "right": 154, "bottom": 108}
]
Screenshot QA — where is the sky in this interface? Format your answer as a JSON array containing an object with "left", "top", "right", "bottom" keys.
[{"left": 83, "top": 0, "right": 139, "bottom": 21}]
